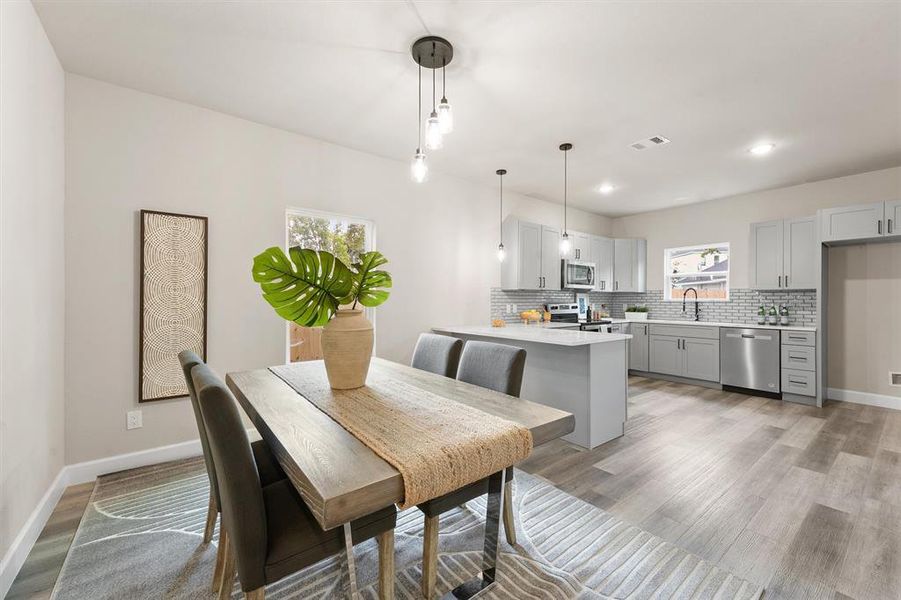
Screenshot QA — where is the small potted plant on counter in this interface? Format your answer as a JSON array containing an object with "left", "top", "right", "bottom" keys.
[
  {"left": 624, "top": 306, "right": 649, "bottom": 320},
  {"left": 252, "top": 246, "right": 392, "bottom": 389}
]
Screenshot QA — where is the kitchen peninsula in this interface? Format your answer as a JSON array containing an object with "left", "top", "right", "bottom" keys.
[{"left": 432, "top": 325, "right": 631, "bottom": 448}]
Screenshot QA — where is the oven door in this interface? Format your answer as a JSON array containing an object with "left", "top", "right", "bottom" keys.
[{"left": 563, "top": 260, "right": 596, "bottom": 289}]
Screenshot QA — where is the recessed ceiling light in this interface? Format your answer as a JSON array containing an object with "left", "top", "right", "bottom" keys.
[
  {"left": 598, "top": 183, "right": 616, "bottom": 195},
  {"left": 749, "top": 143, "right": 775, "bottom": 156}
]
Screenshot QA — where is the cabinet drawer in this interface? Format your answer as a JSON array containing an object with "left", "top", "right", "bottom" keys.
[
  {"left": 781, "top": 344, "right": 815, "bottom": 371},
  {"left": 782, "top": 330, "right": 815, "bottom": 347},
  {"left": 782, "top": 369, "right": 816, "bottom": 397},
  {"left": 648, "top": 324, "right": 719, "bottom": 340}
]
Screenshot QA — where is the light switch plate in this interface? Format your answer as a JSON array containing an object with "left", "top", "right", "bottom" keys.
[{"left": 127, "top": 410, "right": 143, "bottom": 430}]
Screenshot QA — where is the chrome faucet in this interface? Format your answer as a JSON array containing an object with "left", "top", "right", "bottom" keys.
[{"left": 683, "top": 287, "right": 700, "bottom": 321}]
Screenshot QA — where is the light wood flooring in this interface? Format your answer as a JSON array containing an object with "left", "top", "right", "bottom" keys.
[{"left": 10, "top": 376, "right": 901, "bottom": 599}]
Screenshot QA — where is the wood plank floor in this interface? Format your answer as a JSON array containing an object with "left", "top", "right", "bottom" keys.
[
  {"left": 10, "top": 376, "right": 901, "bottom": 599},
  {"left": 519, "top": 376, "right": 901, "bottom": 600}
]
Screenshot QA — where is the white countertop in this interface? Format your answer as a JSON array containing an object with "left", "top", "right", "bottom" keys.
[
  {"left": 432, "top": 325, "right": 632, "bottom": 346},
  {"left": 607, "top": 318, "right": 816, "bottom": 332}
]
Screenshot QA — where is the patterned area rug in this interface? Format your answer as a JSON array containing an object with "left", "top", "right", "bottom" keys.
[{"left": 51, "top": 458, "right": 763, "bottom": 599}]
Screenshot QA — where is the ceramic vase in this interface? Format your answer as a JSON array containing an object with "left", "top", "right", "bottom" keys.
[{"left": 321, "top": 309, "right": 373, "bottom": 389}]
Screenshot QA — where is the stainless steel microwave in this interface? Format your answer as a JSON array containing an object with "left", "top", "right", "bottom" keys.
[{"left": 562, "top": 260, "right": 596, "bottom": 289}]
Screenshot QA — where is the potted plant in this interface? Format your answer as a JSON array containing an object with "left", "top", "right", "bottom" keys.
[
  {"left": 252, "top": 247, "right": 392, "bottom": 389},
  {"left": 624, "top": 305, "right": 649, "bottom": 320}
]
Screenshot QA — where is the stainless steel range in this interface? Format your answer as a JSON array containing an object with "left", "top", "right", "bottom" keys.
[{"left": 547, "top": 303, "right": 612, "bottom": 332}]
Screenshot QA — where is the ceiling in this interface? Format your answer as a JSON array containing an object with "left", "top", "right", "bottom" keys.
[{"left": 34, "top": 1, "right": 901, "bottom": 217}]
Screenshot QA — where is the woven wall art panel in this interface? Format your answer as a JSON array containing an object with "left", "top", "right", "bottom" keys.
[{"left": 139, "top": 210, "right": 208, "bottom": 402}]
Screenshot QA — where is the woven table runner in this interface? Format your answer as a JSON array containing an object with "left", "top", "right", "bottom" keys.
[{"left": 269, "top": 362, "right": 533, "bottom": 509}]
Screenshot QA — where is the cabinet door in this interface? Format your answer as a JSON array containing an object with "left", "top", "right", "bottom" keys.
[
  {"left": 783, "top": 217, "right": 816, "bottom": 289},
  {"left": 591, "top": 236, "right": 614, "bottom": 291},
  {"left": 820, "top": 202, "right": 885, "bottom": 242},
  {"left": 886, "top": 200, "right": 901, "bottom": 239},
  {"left": 750, "top": 220, "right": 783, "bottom": 289},
  {"left": 683, "top": 338, "right": 720, "bottom": 382},
  {"left": 649, "top": 335, "right": 682, "bottom": 376},
  {"left": 613, "top": 238, "right": 634, "bottom": 292},
  {"left": 518, "top": 221, "right": 542, "bottom": 290},
  {"left": 572, "top": 232, "right": 591, "bottom": 261},
  {"left": 541, "top": 225, "right": 561, "bottom": 290},
  {"left": 629, "top": 323, "right": 649, "bottom": 371},
  {"left": 632, "top": 239, "right": 647, "bottom": 293}
]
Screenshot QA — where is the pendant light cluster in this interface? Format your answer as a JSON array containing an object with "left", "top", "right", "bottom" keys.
[{"left": 411, "top": 36, "right": 454, "bottom": 183}]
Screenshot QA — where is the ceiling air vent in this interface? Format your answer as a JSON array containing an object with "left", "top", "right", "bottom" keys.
[
  {"left": 630, "top": 135, "right": 671, "bottom": 150},
  {"left": 891, "top": 371, "right": 901, "bottom": 387}
]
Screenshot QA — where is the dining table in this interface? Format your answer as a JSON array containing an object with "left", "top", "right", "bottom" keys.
[{"left": 226, "top": 357, "right": 575, "bottom": 599}]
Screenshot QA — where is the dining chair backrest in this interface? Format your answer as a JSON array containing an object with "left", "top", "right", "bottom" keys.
[
  {"left": 411, "top": 333, "right": 464, "bottom": 378},
  {"left": 456, "top": 340, "right": 527, "bottom": 397},
  {"left": 192, "top": 363, "right": 268, "bottom": 590},
  {"left": 178, "top": 350, "right": 220, "bottom": 508}
]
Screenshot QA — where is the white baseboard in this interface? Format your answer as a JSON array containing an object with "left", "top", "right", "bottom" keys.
[
  {"left": 0, "top": 469, "right": 68, "bottom": 599},
  {"left": 0, "top": 437, "right": 205, "bottom": 597},
  {"left": 826, "top": 387, "right": 901, "bottom": 411}
]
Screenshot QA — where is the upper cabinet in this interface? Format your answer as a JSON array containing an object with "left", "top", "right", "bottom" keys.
[
  {"left": 571, "top": 232, "right": 591, "bottom": 261},
  {"left": 613, "top": 238, "right": 647, "bottom": 292},
  {"left": 750, "top": 216, "right": 816, "bottom": 290},
  {"left": 591, "top": 235, "right": 615, "bottom": 291},
  {"left": 820, "top": 201, "right": 894, "bottom": 243},
  {"left": 885, "top": 200, "right": 901, "bottom": 239},
  {"left": 501, "top": 217, "right": 561, "bottom": 290}
]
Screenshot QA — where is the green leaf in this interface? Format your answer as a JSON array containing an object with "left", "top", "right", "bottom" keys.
[
  {"left": 348, "top": 251, "right": 392, "bottom": 308},
  {"left": 252, "top": 247, "right": 354, "bottom": 327}
]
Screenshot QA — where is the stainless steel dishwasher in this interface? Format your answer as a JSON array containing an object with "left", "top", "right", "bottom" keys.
[{"left": 720, "top": 328, "right": 781, "bottom": 394}]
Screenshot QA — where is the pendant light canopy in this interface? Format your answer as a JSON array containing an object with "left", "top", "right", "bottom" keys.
[
  {"left": 559, "top": 143, "right": 573, "bottom": 255},
  {"left": 410, "top": 36, "right": 454, "bottom": 183},
  {"left": 496, "top": 169, "right": 507, "bottom": 262}
]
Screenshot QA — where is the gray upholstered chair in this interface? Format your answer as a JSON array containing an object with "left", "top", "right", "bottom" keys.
[
  {"left": 410, "top": 333, "right": 464, "bottom": 378},
  {"left": 192, "top": 363, "right": 398, "bottom": 600},
  {"left": 177, "top": 350, "right": 285, "bottom": 592},
  {"left": 417, "top": 340, "right": 527, "bottom": 599}
]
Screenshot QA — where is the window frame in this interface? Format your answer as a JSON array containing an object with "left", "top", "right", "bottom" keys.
[
  {"left": 283, "top": 207, "right": 378, "bottom": 362},
  {"left": 663, "top": 242, "right": 731, "bottom": 302}
]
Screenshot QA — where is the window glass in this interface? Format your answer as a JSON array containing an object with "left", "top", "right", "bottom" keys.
[{"left": 664, "top": 243, "right": 730, "bottom": 301}]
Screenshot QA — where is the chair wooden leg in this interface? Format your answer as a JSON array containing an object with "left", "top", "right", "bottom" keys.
[
  {"left": 203, "top": 494, "right": 218, "bottom": 544},
  {"left": 421, "top": 515, "right": 438, "bottom": 600},
  {"left": 377, "top": 530, "right": 395, "bottom": 600},
  {"left": 502, "top": 480, "right": 516, "bottom": 546},
  {"left": 218, "top": 532, "right": 236, "bottom": 600},
  {"left": 213, "top": 527, "right": 228, "bottom": 592},
  {"left": 245, "top": 588, "right": 265, "bottom": 600}
]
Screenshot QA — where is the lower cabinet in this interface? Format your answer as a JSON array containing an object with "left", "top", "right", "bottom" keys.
[
  {"left": 649, "top": 327, "right": 720, "bottom": 382},
  {"left": 628, "top": 322, "right": 649, "bottom": 371}
]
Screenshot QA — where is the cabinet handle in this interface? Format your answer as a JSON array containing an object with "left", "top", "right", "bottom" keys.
[
  {"left": 778, "top": 275, "right": 782, "bottom": 288},
  {"left": 878, "top": 220, "right": 883, "bottom": 235},
  {"left": 785, "top": 275, "right": 789, "bottom": 287},
  {"left": 890, "top": 219, "right": 894, "bottom": 234}
]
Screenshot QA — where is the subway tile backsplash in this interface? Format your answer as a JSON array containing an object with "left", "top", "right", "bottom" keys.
[{"left": 490, "top": 288, "right": 817, "bottom": 327}]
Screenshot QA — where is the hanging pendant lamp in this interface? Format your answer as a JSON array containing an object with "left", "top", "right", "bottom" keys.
[
  {"left": 496, "top": 169, "right": 507, "bottom": 262},
  {"left": 559, "top": 143, "right": 573, "bottom": 255},
  {"left": 410, "top": 36, "right": 454, "bottom": 183}
]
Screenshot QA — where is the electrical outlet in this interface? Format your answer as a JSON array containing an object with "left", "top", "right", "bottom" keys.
[
  {"left": 512, "top": 304, "right": 517, "bottom": 313},
  {"left": 127, "top": 410, "right": 143, "bottom": 430}
]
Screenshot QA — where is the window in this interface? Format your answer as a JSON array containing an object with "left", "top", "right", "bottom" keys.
[
  {"left": 664, "top": 243, "right": 730, "bottom": 301},
  {"left": 285, "top": 208, "right": 376, "bottom": 362}
]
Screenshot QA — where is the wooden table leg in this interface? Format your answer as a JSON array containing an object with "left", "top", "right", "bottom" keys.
[
  {"left": 422, "top": 515, "right": 438, "bottom": 599},
  {"left": 377, "top": 530, "right": 395, "bottom": 600}
]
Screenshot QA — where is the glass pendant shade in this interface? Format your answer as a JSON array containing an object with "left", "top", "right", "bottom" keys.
[
  {"left": 411, "top": 149, "right": 427, "bottom": 183},
  {"left": 497, "top": 243, "right": 506, "bottom": 262},
  {"left": 560, "top": 233, "right": 571, "bottom": 254},
  {"left": 438, "top": 97, "right": 453, "bottom": 134},
  {"left": 425, "top": 111, "right": 443, "bottom": 150}
]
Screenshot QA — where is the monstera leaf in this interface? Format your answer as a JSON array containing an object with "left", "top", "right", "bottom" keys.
[
  {"left": 345, "top": 251, "right": 392, "bottom": 308},
  {"left": 252, "top": 247, "right": 354, "bottom": 327}
]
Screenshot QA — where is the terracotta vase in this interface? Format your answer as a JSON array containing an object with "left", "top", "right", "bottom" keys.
[{"left": 321, "top": 309, "right": 373, "bottom": 389}]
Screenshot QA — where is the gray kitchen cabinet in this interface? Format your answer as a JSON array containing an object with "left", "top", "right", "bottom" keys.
[
  {"left": 591, "top": 235, "right": 614, "bottom": 291},
  {"left": 500, "top": 217, "right": 561, "bottom": 290},
  {"left": 820, "top": 202, "right": 885, "bottom": 242},
  {"left": 571, "top": 232, "right": 591, "bottom": 261},
  {"left": 682, "top": 338, "right": 720, "bottom": 381},
  {"left": 541, "top": 225, "right": 562, "bottom": 290},
  {"left": 750, "top": 216, "right": 816, "bottom": 289},
  {"left": 886, "top": 200, "right": 901, "bottom": 239},
  {"left": 649, "top": 335, "right": 682, "bottom": 376},
  {"left": 613, "top": 238, "right": 647, "bottom": 292},
  {"left": 629, "top": 322, "right": 649, "bottom": 371}
]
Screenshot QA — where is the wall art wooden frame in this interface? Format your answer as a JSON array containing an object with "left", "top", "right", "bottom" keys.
[{"left": 139, "top": 209, "right": 208, "bottom": 402}]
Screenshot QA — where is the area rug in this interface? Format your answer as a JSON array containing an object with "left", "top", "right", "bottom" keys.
[{"left": 51, "top": 458, "right": 763, "bottom": 599}]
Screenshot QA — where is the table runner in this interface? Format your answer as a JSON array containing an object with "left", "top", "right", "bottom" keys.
[{"left": 269, "top": 362, "right": 533, "bottom": 509}]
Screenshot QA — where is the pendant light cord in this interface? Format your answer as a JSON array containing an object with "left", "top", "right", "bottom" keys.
[
  {"left": 499, "top": 173, "right": 503, "bottom": 243},
  {"left": 442, "top": 58, "right": 446, "bottom": 99},
  {"left": 432, "top": 42, "right": 437, "bottom": 110},
  {"left": 418, "top": 60, "right": 422, "bottom": 148},
  {"left": 564, "top": 148, "right": 568, "bottom": 234}
]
